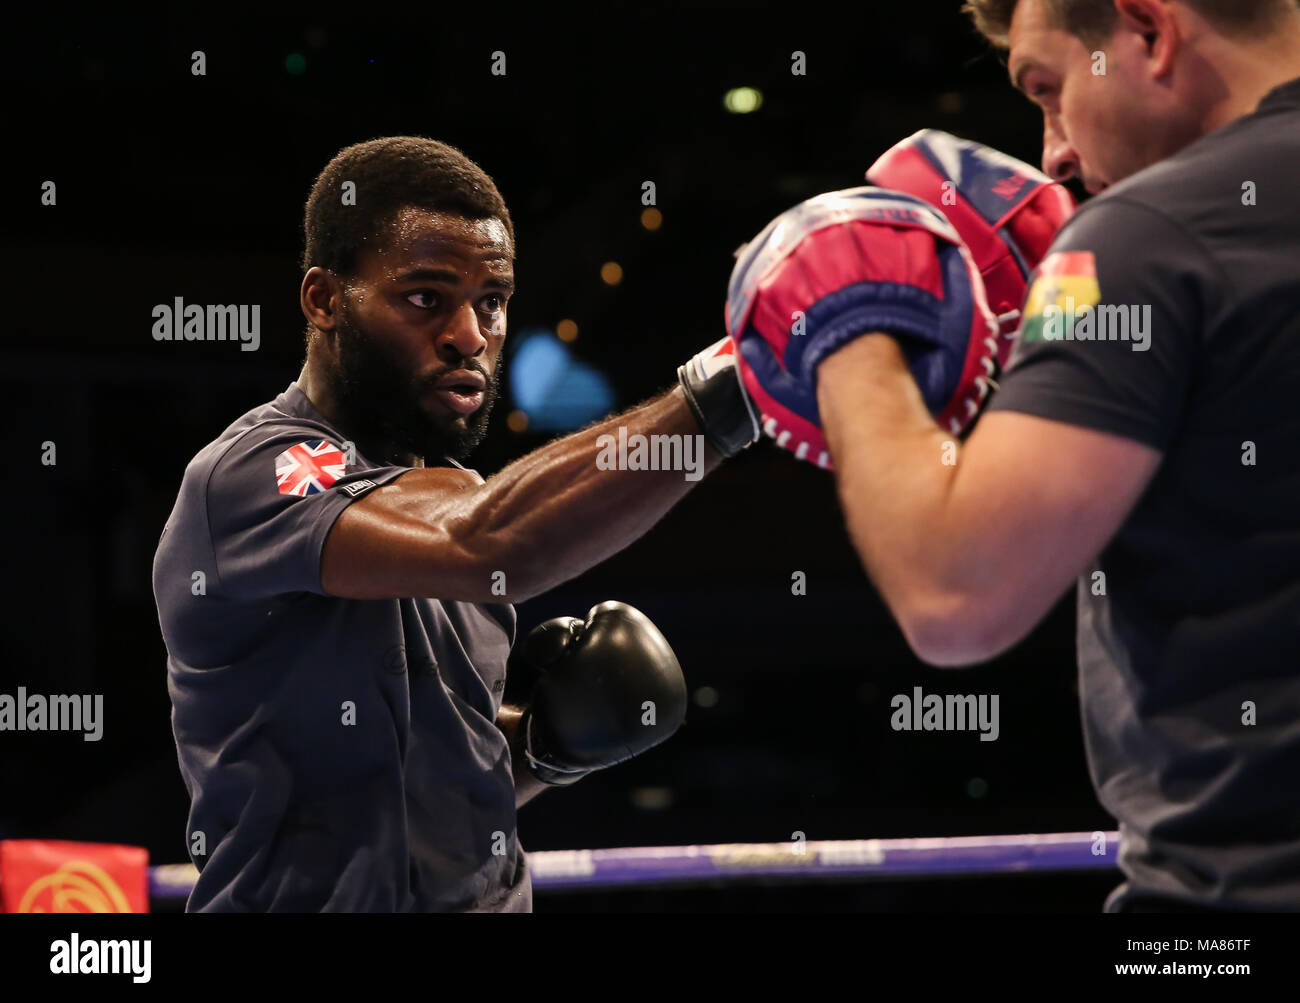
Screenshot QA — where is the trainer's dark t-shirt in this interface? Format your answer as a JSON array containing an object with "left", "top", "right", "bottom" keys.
[
  {"left": 152, "top": 382, "right": 530, "bottom": 912},
  {"left": 987, "top": 78, "right": 1300, "bottom": 911}
]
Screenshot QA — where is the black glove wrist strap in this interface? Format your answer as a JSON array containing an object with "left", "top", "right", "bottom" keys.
[
  {"left": 677, "top": 352, "right": 760, "bottom": 459},
  {"left": 520, "top": 706, "right": 591, "bottom": 787}
]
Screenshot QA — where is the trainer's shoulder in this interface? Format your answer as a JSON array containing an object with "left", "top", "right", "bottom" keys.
[{"left": 1084, "top": 99, "right": 1300, "bottom": 235}]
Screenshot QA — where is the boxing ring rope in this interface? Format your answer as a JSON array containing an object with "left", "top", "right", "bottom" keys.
[{"left": 148, "top": 830, "right": 1119, "bottom": 899}]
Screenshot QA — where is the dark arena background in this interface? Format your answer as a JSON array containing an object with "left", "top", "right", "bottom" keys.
[{"left": 3, "top": 3, "right": 1127, "bottom": 922}]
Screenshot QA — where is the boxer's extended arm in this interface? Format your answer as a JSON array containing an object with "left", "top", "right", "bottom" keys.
[
  {"left": 321, "top": 386, "right": 718, "bottom": 602},
  {"left": 817, "top": 334, "right": 1162, "bottom": 667}
]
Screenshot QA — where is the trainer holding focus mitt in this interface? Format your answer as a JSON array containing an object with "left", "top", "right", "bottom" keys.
[{"left": 735, "top": 0, "right": 1300, "bottom": 913}]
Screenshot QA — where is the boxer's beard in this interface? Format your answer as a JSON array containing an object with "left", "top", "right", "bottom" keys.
[{"left": 328, "top": 308, "right": 501, "bottom": 465}]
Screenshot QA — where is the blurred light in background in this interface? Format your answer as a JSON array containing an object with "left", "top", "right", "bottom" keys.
[
  {"left": 508, "top": 329, "right": 615, "bottom": 432},
  {"left": 629, "top": 786, "right": 675, "bottom": 811},
  {"left": 723, "top": 86, "right": 763, "bottom": 114},
  {"left": 285, "top": 53, "right": 307, "bottom": 75},
  {"left": 556, "top": 318, "right": 578, "bottom": 343},
  {"left": 937, "top": 91, "right": 965, "bottom": 114},
  {"left": 640, "top": 208, "right": 663, "bottom": 231},
  {"left": 600, "top": 261, "right": 623, "bottom": 286}
]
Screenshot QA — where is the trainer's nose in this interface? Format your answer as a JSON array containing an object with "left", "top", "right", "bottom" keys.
[{"left": 1042, "top": 116, "right": 1081, "bottom": 185}]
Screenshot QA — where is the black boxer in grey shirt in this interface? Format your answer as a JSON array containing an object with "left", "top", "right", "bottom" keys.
[
  {"left": 155, "top": 382, "right": 527, "bottom": 912},
  {"left": 151, "top": 136, "right": 757, "bottom": 912}
]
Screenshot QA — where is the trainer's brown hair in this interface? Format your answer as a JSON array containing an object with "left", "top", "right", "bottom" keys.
[{"left": 964, "top": 0, "right": 1298, "bottom": 48}]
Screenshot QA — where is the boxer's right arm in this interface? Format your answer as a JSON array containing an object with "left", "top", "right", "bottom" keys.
[{"left": 321, "top": 384, "right": 713, "bottom": 603}]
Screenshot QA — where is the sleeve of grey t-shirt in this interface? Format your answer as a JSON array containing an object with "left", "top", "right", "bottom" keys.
[
  {"left": 985, "top": 197, "right": 1220, "bottom": 451},
  {"left": 204, "top": 423, "right": 410, "bottom": 600}
]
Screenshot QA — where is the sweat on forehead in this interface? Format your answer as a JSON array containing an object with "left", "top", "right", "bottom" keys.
[{"left": 373, "top": 207, "right": 514, "bottom": 259}]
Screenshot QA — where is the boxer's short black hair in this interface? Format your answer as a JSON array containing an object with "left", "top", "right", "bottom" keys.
[
  {"left": 302, "top": 136, "right": 514, "bottom": 278},
  {"left": 965, "top": 0, "right": 1296, "bottom": 48}
]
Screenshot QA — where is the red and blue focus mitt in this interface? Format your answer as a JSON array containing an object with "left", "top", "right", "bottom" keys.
[
  {"left": 728, "top": 131, "right": 1075, "bottom": 469},
  {"left": 726, "top": 187, "right": 998, "bottom": 468},
  {"left": 866, "top": 129, "right": 1076, "bottom": 339}
]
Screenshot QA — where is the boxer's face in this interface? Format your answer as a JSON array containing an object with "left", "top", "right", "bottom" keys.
[
  {"left": 1008, "top": 0, "right": 1200, "bottom": 193},
  {"left": 329, "top": 208, "right": 513, "bottom": 463}
]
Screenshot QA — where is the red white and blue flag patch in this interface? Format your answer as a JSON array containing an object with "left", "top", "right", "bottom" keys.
[{"left": 275, "top": 439, "right": 347, "bottom": 496}]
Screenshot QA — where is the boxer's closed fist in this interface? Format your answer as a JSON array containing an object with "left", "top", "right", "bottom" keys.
[{"left": 518, "top": 601, "right": 687, "bottom": 786}]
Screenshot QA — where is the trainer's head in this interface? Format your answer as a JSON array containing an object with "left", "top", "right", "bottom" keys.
[
  {"left": 965, "top": 0, "right": 1300, "bottom": 192},
  {"left": 300, "top": 136, "right": 515, "bottom": 465}
]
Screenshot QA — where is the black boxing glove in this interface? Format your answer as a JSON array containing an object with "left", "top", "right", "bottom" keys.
[{"left": 517, "top": 601, "right": 687, "bottom": 786}]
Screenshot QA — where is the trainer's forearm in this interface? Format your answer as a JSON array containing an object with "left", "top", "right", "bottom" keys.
[
  {"left": 463, "top": 386, "right": 720, "bottom": 601},
  {"left": 817, "top": 336, "right": 982, "bottom": 623}
]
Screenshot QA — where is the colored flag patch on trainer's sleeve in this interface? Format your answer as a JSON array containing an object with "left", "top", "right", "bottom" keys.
[{"left": 1020, "top": 251, "right": 1101, "bottom": 343}]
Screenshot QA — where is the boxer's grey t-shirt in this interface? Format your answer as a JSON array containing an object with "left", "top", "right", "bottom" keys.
[
  {"left": 153, "top": 382, "right": 529, "bottom": 912},
  {"left": 987, "top": 78, "right": 1300, "bottom": 910}
]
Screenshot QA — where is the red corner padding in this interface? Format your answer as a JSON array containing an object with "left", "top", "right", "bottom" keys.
[{"left": 0, "top": 840, "right": 149, "bottom": 913}]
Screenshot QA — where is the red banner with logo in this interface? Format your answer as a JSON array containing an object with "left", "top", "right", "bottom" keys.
[{"left": 0, "top": 839, "right": 149, "bottom": 913}]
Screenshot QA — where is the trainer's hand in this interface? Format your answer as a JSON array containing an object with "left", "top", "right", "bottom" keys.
[
  {"left": 726, "top": 187, "right": 999, "bottom": 468},
  {"left": 518, "top": 602, "right": 687, "bottom": 786}
]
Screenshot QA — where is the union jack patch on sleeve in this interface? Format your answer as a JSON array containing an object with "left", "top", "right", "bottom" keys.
[{"left": 274, "top": 439, "right": 347, "bottom": 496}]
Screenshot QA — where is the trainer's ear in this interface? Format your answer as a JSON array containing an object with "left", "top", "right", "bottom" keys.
[{"left": 1114, "top": 0, "right": 1178, "bottom": 77}]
